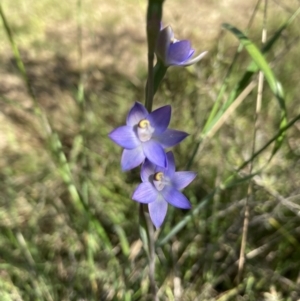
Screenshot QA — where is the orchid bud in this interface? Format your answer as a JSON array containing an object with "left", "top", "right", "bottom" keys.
[{"left": 155, "top": 25, "right": 208, "bottom": 67}]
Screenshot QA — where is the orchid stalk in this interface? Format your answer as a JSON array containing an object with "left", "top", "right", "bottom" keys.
[
  {"left": 145, "top": 0, "right": 163, "bottom": 112},
  {"left": 144, "top": 2, "right": 164, "bottom": 299}
]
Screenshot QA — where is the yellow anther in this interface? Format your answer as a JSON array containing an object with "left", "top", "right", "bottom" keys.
[
  {"left": 138, "top": 119, "right": 150, "bottom": 128},
  {"left": 154, "top": 172, "right": 164, "bottom": 181}
]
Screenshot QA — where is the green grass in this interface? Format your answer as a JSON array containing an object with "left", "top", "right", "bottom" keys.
[{"left": 1, "top": 0, "right": 300, "bottom": 300}]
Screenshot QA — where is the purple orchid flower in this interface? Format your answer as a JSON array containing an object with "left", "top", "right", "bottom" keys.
[
  {"left": 132, "top": 151, "right": 196, "bottom": 228},
  {"left": 108, "top": 102, "right": 188, "bottom": 171},
  {"left": 155, "top": 25, "right": 208, "bottom": 67}
]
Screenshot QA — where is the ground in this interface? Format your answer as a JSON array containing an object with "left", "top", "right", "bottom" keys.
[{"left": 0, "top": 0, "right": 300, "bottom": 300}]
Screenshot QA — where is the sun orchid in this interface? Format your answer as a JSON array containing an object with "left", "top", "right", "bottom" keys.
[
  {"left": 155, "top": 25, "right": 207, "bottom": 67},
  {"left": 108, "top": 102, "right": 188, "bottom": 171},
  {"left": 132, "top": 151, "right": 196, "bottom": 228}
]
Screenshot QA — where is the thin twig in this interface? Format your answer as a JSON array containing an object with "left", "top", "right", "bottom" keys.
[
  {"left": 237, "top": 0, "right": 268, "bottom": 283},
  {"left": 206, "top": 81, "right": 257, "bottom": 141},
  {"left": 187, "top": 80, "right": 257, "bottom": 170}
]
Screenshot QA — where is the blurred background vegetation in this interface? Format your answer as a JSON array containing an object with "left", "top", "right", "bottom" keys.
[{"left": 0, "top": 0, "right": 300, "bottom": 300}]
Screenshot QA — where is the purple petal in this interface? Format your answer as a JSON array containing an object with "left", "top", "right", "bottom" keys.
[
  {"left": 143, "top": 140, "right": 167, "bottom": 168},
  {"left": 180, "top": 51, "right": 208, "bottom": 67},
  {"left": 108, "top": 126, "right": 140, "bottom": 149},
  {"left": 141, "top": 159, "right": 156, "bottom": 183},
  {"left": 155, "top": 129, "right": 188, "bottom": 148},
  {"left": 121, "top": 147, "right": 144, "bottom": 171},
  {"left": 172, "top": 171, "right": 197, "bottom": 190},
  {"left": 148, "top": 196, "right": 168, "bottom": 228},
  {"left": 132, "top": 182, "right": 158, "bottom": 204},
  {"left": 155, "top": 151, "right": 176, "bottom": 178},
  {"left": 165, "top": 151, "right": 176, "bottom": 177},
  {"left": 188, "top": 49, "right": 195, "bottom": 58},
  {"left": 147, "top": 105, "right": 171, "bottom": 134},
  {"left": 156, "top": 26, "right": 174, "bottom": 63},
  {"left": 126, "top": 102, "right": 148, "bottom": 127},
  {"left": 167, "top": 40, "right": 193, "bottom": 65},
  {"left": 162, "top": 186, "right": 191, "bottom": 209}
]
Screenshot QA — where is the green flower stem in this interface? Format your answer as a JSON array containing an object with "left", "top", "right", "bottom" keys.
[
  {"left": 145, "top": 0, "right": 164, "bottom": 112},
  {"left": 140, "top": 1, "right": 164, "bottom": 300},
  {"left": 145, "top": 52, "right": 155, "bottom": 112},
  {"left": 145, "top": 60, "right": 168, "bottom": 107},
  {"left": 153, "top": 60, "right": 168, "bottom": 95}
]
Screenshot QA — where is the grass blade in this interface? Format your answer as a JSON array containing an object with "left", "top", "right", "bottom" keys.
[{"left": 222, "top": 23, "right": 287, "bottom": 158}]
